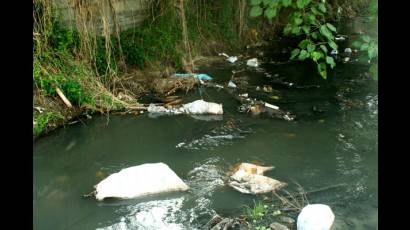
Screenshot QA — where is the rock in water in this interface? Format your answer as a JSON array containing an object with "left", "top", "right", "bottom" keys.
[
  {"left": 270, "top": 222, "right": 290, "bottom": 230},
  {"left": 280, "top": 216, "right": 295, "bottom": 224},
  {"left": 297, "top": 204, "right": 335, "bottom": 230},
  {"left": 95, "top": 163, "right": 189, "bottom": 201}
]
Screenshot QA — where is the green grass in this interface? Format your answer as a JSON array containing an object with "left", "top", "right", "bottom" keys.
[{"left": 33, "top": 111, "right": 64, "bottom": 136}]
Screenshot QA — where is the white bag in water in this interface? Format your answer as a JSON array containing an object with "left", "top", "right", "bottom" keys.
[
  {"left": 297, "top": 204, "right": 335, "bottom": 230},
  {"left": 247, "top": 58, "right": 259, "bottom": 67},
  {"left": 95, "top": 163, "right": 189, "bottom": 201},
  {"left": 182, "top": 100, "right": 223, "bottom": 115}
]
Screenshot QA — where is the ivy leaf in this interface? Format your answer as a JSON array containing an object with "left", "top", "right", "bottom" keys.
[
  {"left": 318, "top": 3, "right": 326, "bottom": 13},
  {"left": 311, "top": 6, "right": 320, "bottom": 15},
  {"left": 262, "top": 0, "right": 271, "bottom": 6},
  {"left": 268, "top": 0, "right": 279, "bottom": 7},
  {"left": 369, "top": 63, "right": 378, "bottom": 80},
  {"left": 291, "top": 26, "right": 301, "bottom": 34},
  {"left": 311, "top": 51, "right": 323, "bottom": 62},
  {"left": 250, "top": 6, "right": 263, "bottom": 17},
  {"left": 265, "top": 7, "right": 277, "bottom": 19},
  {"left": 311, "top": 32, "right": 318, "bottom": 39},
  {"left": 307, "top": 43, "right": 315, "bottom": 53},
  {"left": 320, "top": 45, "right": 328, "bottom": 53},
  {"left": 299, "top": 39, "right": 310, "bottom": 49},
  {"left": 319, "top": 25, "right": 333, "bottom": 40},
  {"left": 281, "top": 0, "right": 292, "bottom": 7},
  {"left": 296, "top": 0, "right": 306, "bottom": 9},
  {"left": 326, "top": 23, "right": 337, "bottom": 32},
  {"left": 360, "top": 43, "right": 369, "bottom": 51},
  {"left": 352, "top": 41, "right": 362, "bottom": 48},
  {"left": 302, "top": 25, "right": 310, "bottom": 34},
  {"left": 362, "top": 35, "right": 371, "bottom": 43},
  {"left": 326, "top": 56, "right": 336, "bottom": 68},
  {"left": 294, "top": 18, "right": 303, "bottom": 25},
  {"left": 317, "top": 62, "right": 327, "bottom": 79},
  {"left": 283, "top": 24, "right": 292, "bottom": 35},
  {"left": 368, "top": 46, "right": 378, "bottom": 59},
  {"left": 290, "top": 48, "right": 300, "bottom": 59},
  {"left": 308, "top": 14, "right": 318, "bottom": 25},
  {"left": 250, "top": 0, "right": 262, "bottom": 6},
  {"left": 298, "top": 50, "right": 309, "bottom": 60},
  {"left": 329, "top": 41, "right": 338, "bottom": 50}
]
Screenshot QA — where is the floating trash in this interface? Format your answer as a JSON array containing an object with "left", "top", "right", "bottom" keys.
[
  {"left": 247, "top": 58, "right": 259, "bottom": 67},
  {"left": 228, "top": 80, "right": 237, "bottom": 88},
  {"left": 94, "top": 163, "right": 189, "bottom": 200}
]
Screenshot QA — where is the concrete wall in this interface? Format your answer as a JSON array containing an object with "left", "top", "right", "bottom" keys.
[{"left": 53, "top": 0, "right": 151, "bottom": 34}]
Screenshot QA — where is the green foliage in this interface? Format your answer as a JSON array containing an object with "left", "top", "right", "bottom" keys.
[
  {"left": 33, "top": 112, "right": 64, "bottom": 136},
  {"left": 351, "top": 0, "right": 378, "bottom": 80},
  {"left": 249, "top": 0, "right": 339, "bottom": 79},
  {"left": 33, "top": 54, "right": 93, "bottom": 106},
  {"left": 49, "top": 21, "right": 79, "bottom": 52},
  {"left": 245, "top": 201, "right": 268, "bottom": 222},
  {"left": 352, "top": 35, "right": 377, "bottom": 60}
]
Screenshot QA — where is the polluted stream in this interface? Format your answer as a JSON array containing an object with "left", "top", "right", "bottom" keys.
[{"left": 33, "top": 39, "right": 377, "bottom": 229}]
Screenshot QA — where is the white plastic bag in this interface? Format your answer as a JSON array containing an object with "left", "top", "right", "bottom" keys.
[
  {"left": 182, "top": 100, "right": 223, "bottom": 115},
  {"left": 95, "top": 163, "right": 189, "bottom": 200}
]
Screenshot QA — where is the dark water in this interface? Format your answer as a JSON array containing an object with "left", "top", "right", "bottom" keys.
[{"left": 33, "top": 23, "right": 377, "bottom": 229}]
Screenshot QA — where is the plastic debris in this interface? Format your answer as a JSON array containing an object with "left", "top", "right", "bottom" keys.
[
  {"left": 344, "top": 48, "right": 352, "bottom": 53},
  {"left": 239, "top": 93, "right": 248, "bottom": 98},
  {"left": 173, "top": 73, "right": 213, "bottom": 81},
  {"left": 330, "top": 50, "right": 338, "bottom": 55},
  {"left": 297, "top": 204, "right": 335, "bottom": 230},
  {"left": 228, "top": 80, "right": 237, "bottom": 88},
  {"left": 183, "top": 100, "right": 223, "bottom": 115},
  {"left": 265, "top": 102, "right": 279, "bottom": 110},
  {"left": 263, "top": 85, "right": 273, "bottom": 93},
  {"left": 246, "top": 58, "right": 259, "bottom": 67},
  {"left": 228, "top": 163, "right": 286, "bottom": 194},
  {"left": 148, "top": 100, "right": 223, "bottom": 116},
  {"left": 343, "top": 57, "right": 350, "bottom": 62},
  {"left": 227, "top": 56, "right": 238, "bottom": 63},
  {"left": 94, "top": 163, "right": 189, "bottom": 200},
  {"left": 219, "top": 53, "right": 238, "bottom": 63},
  {"left": 335, "top": 36, "right": 346, "bottom": 41}
]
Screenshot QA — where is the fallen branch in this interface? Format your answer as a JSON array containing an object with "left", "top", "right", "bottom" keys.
[
  {"left": 56, "top": 87, "right": 73, "bottom": 108},
  {"left": 279, "top": 183, "right": 348, "bottom": 199}
]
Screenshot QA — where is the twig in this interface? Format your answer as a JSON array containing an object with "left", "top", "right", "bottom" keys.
[{"left": 56, "top": 87, "right": 73, "bottom": 108}]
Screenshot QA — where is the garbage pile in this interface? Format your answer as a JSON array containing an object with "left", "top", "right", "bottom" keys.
[
  {"left": 147, "top": 99, "right": 223, "bottom": 116},
  {"left": 237, "top": 94, "right": 295, "bottom": 121}
]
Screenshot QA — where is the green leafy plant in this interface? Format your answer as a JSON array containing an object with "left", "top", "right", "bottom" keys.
[
  {"left": 250, "top": 0, "right": 339, "bottom": 79},
  {"left": 352, "top": 35, "right": 377, "bottom": 61},
  {"left": 33, "top": 112, "right": 64, "bottom": 136},
  {"left": 351, "top": 0, "right": 378, "bottom": 79},
  {"left": 245, "top": 200, "right": 268, "bottom": 222}
]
